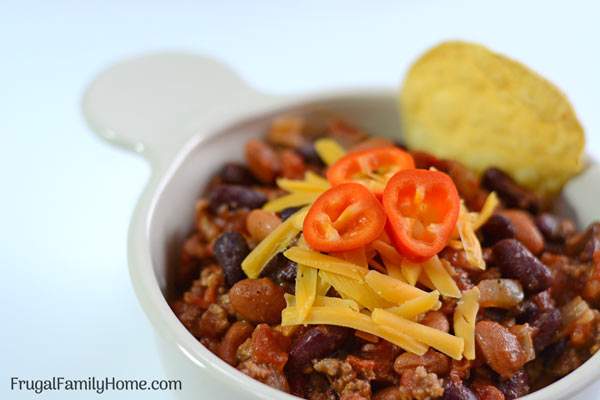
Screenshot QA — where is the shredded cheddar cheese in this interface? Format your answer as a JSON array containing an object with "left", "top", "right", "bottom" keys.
[
  {"left": 276, "top": 172, "right": 330, "bottom": 194},
  {"left": 284, "top": 247, "right": 366, "bottom": 280},
  {"left": 423, "top": 256, "right": 462, "bottom": 298},
  {"left": 473, "top": 192, "right": 499, "bottom": 231},
  {"left": 372, "top": 308, "right": 464, "bottom": 360},
  {"left": 386, "top": 290, "right": 441, "bottom": 320},
  {"left": 241, "top": 208, "right": 306, "bottom": 278},
  {"left": 319, "top": 271, "right": 392, "bottom": 310},
  {"left": 453, "top": 287, "right": 480, "bottom": 360},
  {"left": 282, "top": 306, "right": 428, "bottom": 355},
  {"left": 294, "top": 264, "right": 318, "bottom": 323},
  {"left": 365, "top": 270, "right": 428, "bottom": 304},
  {"left": 263, "top": 192, "right": 321, "bottom": 212},
  {"left": 401, "top": 259, "right": 422, "bottom": 286},
  {"left": 333, "top": 247, "right": 369, "bottom": 271},
  {"left": 285, "top": 294, "right": 359, "bottom": 311},
  {"left": 457, "top": 203, "right": 486, "bottom": 270},
  {"left": 314, "top": 138, "right": 346, "bottom": 165}
]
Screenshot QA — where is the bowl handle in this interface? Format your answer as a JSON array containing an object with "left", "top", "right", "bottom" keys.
[{"left": 82, "top": 52, "right": 283, "bottom": 170}]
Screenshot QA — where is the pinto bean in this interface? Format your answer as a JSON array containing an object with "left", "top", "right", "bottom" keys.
[
  {"left": 482, "top": 168, "right": 540, "bottom": 213},
  {"left": 493, "top": 239, "right": 553, "bottom": 293},
  {"left": 245, "top": 139, "right": 281, "bottom": 183},
  {"left": 267, "top": 116, "right": 306, "bottom": 148},
  {"left": 481, "top": 214, "right": 516, "bottom": 246},
  {"left": 280, "top": 149, "right": 306, "bottom": 179},
  {"left": 246, "top": 210, "right": 281, "bottom": 242},
  {"left": 475, "top": 321, "right": 528, "bottom": 378},
  {"left": 394, "top": 349, "right": 450, "bottom": 376},
  {"left": 208, "top": 184, "right": 267, "bottom": 213},
  {"left": 420, "top": 311, "right": 450, "bottom": 333},
  {"left": 287, "top": 325, "right": 349, "bottom": 371},
  {"left": 498, "top": 210, "right": 544, "bottom": 255},
  {"left": 213, "top": 232, "right": 250, "bottom": 287},
  {"left": 218, "top": 321, "right": 254, "bottom": 365},
  {"left": 442, "top": 380, "right": 477, "bottom": 400},
  {"left": 229, "top": 278, "right": 286, "bottom": 324}
]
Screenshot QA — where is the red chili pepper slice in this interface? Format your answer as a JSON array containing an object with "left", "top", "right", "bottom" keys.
[
  {"left": 382, "top": 169, "right": 460, "bottom": 261},
  {"left": 303, "top": 183, "right": 386, "bottom": 252},
  {"left": 326, "top": 147, "right": 415, "bottom": 196}
]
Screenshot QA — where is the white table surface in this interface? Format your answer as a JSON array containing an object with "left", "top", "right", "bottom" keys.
[{"left": 1, "top": 1, "right": 599, "bottom": 399}]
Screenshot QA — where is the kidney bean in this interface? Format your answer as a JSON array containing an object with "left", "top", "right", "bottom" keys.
[
  {"left": 295, "top": 143, "right": 324, "bottom": 166},
  {"left": 260, "top": 253, "right": 297, "bottom": 293},
  {"left": 213, "top": 232, "right": 250, "bottom": 287},
  {"left": 497, "top": 369, "right": 529, "bottom": 400},
  {"left": 218, "top": 163, "right": 256, "bottom": 185},
  {"left": 475, "top": 321, "right": 528, "bottom": 378},
  {"left": 529, "top": 308, "right": 561, "bottom": 351},
  {"left": 246, "top": 209, "right": 281, "bottom": 242},
  {"left": 245, "top": 139, "right": 281, "bottom": 183},
  {"left": 493, "top": 239, "right": 553, "bottom": 293},
  {"left": 566, "top": 223, "right": 600, "bottom": 262},
  {"left": 287, "top": 325, "right": 349, "bottom": 371},
  {"left": 540, "top": 337, "right": 568, "bottom": 363},
  {"left": 442, "top": 380, "right": 477, "bottom": 400},
  {"left": 208, "top": 184, "right": 267, "bottom": 213},
  {"left": 394, "top": 349, "right": 450, "bottom": 376},
  {"left": 278, "top": 206, "right": 302, "bottom": 221},
  {"left": 481, "top": 214, "right": 516, "bottom": 246},
  {"left": 498, "top": 210, "right": 544, "bottom": 255},
  {"left": 218, "top": 321, "right": 254, "bottom": 365},
  {"left": 535, "top": 213, "right": 576, "bottom": 243},
  {"left": 229, "top": 278, "right": 286, "bottom": 324},
  {"left": 482, "top": 168, "right": 540, "bottom": 213},
  {"left": 517, "top": 290, "right": 554, "bottom": 323}
]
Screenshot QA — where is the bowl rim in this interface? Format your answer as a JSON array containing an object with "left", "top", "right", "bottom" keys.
[{"left": 129, "top": 90, "right": 600, "bottom": 400}]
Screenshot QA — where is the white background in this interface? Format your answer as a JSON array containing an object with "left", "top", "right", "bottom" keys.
[{"left": 1, "top": 1, "right": 599, "bottom": 399}]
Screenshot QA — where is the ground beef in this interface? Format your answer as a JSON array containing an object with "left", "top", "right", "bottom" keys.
[{"left": 314, "top": 358, "right": 372, "bottom": 400}]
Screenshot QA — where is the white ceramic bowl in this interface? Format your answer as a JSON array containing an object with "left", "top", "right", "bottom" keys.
[{"left": 83, "top": 53, "right": 600, "bottom": 400}]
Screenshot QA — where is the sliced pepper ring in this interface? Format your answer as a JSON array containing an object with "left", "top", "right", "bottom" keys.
[
  {"left": 303, "top": 182, "right": 386, "bottom": 252},
  {"left": 326, "top": 146, "right": 415, "bottom": 196},
  {"left": 382, "top": 169, "right": 460, "bottom": 262}
]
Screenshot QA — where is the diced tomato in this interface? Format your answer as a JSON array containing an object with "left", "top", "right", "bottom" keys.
[
  {"left": 382, "top": 169, "right": 460, "bottom": 261},
  {"left": 326, "top": 147, "right": 415, "bottom": 196},
  {"left": 303, "top": 183, "right": 386, "bottom": 252}
]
